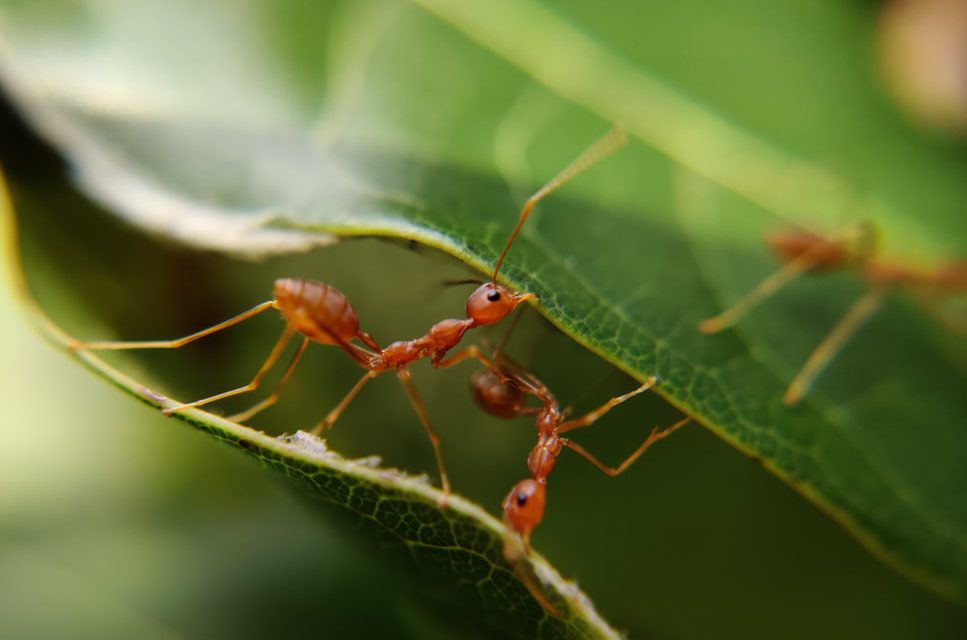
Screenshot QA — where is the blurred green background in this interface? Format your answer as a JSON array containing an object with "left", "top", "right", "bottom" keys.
[{"left": 2, "top": 0, "right": 966, "bottom": 638}]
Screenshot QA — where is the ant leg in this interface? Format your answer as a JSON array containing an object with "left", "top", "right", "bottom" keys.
[
  {"left": 70, "top": 300, "right": 278, "bottom": 350},
  {"left": 701, "top": 220, "right": 880, "bottom": 335},
  {"left": 557, "top": 376, "right": 659, "bottom": 433},
  {"left": 162, "top": 326, "right": 295, "bottom": 415},
  {"left": 228, "top": 337, "right": 310, "bottom": 423},
  {"left": 491, "top": 303, "right": 529, "bottom": 357},
  {"left": 784, "top": 288, "right": 884, "bottom": 405},
  {"left": 396, "top": 368, "right": 451, "bottom": 497},
  {"left": 357, "top": 331, "right": 381, "bottom": 352},
  {"left": 485, "top": 304, "right": 549, "bottom": 375},
  {"left": 434, "top": 345, "right": 505, "bottom": 379},
  {"left": 311, "top": 369, "right": 379, "bottom": 435},
  {"left": 562, "top": 416, "right": 690, "bottom": 476},
  {"left": 699, "top": 252, "right": 833, "bottom": 334},
  {"left": 491, "top": 126, "right": 628, "bottom": 280}
]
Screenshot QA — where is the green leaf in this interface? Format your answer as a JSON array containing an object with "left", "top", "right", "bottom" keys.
[
  {"left": 0, "top": 179, "right": 621, "bottom": 638},
  {"left": 1, "top": 0, "right": 965, "bottom": 618}
]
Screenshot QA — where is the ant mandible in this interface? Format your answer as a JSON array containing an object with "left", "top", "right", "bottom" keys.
[
  {"left": 698, "top": 221, "right": 967, "bottom": 404},
  {"left": 70, "top": 126, "right": 630, "bottom": 494}
]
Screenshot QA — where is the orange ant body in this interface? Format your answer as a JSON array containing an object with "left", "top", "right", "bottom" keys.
[
  {"left": 699, "top": 222, "right": 967, "bottom": 404},
  {"left": 468, "top": 357, "right": 688, "bottom": 613},
  {"left": 70, "top": 126, "right": 630, "bottom": 494},
  {"left": 477, "top": 365, "right": 688, "bottom": 551}
]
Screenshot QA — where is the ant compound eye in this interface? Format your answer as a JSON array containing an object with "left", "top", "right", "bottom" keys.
[
  {"left": 487, "top": 290, "right": 502, "bottom": 302},
  {"left": 517, "top": 492, "right": 528, "bottom": 506}
]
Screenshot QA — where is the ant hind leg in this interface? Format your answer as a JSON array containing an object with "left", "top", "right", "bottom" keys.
[
  {"left": 229, "top": 337, "right": 310, "bottom": 423},
  {"left": 558, "top": 376, "right": 660, "bottom": 433},
  {"left": 162, "top": 324, "right": 296, "bottom": 415},
  {"left": 562, "top": 416, "right": 690, "bottom": 476},
  {"left": 70, "top": 300, "right": 277, "bottom": 350}
]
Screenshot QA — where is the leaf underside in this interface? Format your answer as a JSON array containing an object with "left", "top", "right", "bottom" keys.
[
  {"left": 1, "top": 0, "right": 965, "bottom": 617},
  {"left": 1, "top": 189, "right": 622, "bottom": 638}
]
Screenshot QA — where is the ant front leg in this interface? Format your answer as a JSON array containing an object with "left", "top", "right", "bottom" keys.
[
  {"left": 503, "top": 542, "right": 560, "bottom": 616},
  {"left": 433, "top": 345, "right": 507, "bottom": 381},
  {"left": 357, "top": 330, "right": 381, "bottom": 353},
  {"left": 562, "top": 416, "right": 690, "bottom": 476}
]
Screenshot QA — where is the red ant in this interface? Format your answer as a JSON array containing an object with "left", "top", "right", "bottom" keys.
[
  {"left": 469, "top": 349, "right": 689, "bottom": 612},
  {"left": 699, "top": 221, "right": 967, "bottom": 404},
  {"left": 69, "top": 126, "right": 630, "bottom": 495}
]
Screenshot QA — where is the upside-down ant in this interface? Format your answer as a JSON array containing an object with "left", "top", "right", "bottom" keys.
[
  {"left": 469, "top": 349, "right": 689, "bottom": 612},
  {"left": 699, "top": 221, "right": 967, "bottom": 404},
  {"left": 70, "top": 126, "right": 630, "bottom": 494}
]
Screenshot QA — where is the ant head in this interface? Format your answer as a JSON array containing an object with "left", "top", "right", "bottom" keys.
[
  {"left": 465, "top": 283, "right": 535, "bottom": 326},
  {"left": 503, "top": 478, "right": 546, "bottom": 538}
]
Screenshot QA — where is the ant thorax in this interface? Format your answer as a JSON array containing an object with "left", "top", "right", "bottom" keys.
[
  {"left": 527, "top": 432, "right": 560, "bottom": 479},
  {"left": 537, "top": 407, "right": 560, "bottom": 435},
  {"left": 378, "top": 318, "right": 474, "bottom": 368},
  {"left": 426, "top": 318, "right": 474, "bottom": 355}
]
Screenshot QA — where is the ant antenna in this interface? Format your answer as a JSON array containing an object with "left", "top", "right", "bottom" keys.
[
  {"left": 491, "top": 125, "right": 629, "bottom": 284},
  {"left": 442, "top": 278, "right": 485, "bottom": 287},
  {"left": 493, "top": 302, "right": 528, "bottom": 356}
]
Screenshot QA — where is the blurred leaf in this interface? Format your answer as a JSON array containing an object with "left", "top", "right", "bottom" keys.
[{"left": 1, "top": 0, "right": 965, "bottom": 613}]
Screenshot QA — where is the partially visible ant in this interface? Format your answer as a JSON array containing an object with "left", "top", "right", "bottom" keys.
[
  {"left": 699, "top": 221, "right": 967, "bottom": 404},
  {"left": 469, "top": 348, "right": 689, "bottom": 613},
  {"left": 69, "top": 126, "right": 630, "bottom": 495}
]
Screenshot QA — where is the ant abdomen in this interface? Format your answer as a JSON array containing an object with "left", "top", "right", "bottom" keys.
[
  {"left": 527, "top": 439, "right": 558, "bottom": 478},
  {"left": 470, "top": 369, "right": 525, "bottom": 419},
  {"left": 273, "top": 278, "right": 360, "bottom": 345}
]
